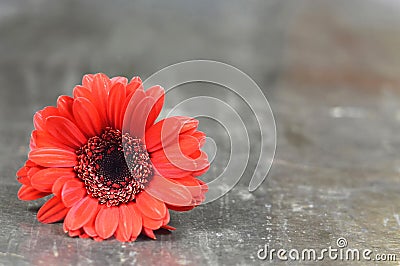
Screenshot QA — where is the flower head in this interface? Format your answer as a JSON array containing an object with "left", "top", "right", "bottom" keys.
[{"left": 17, "top": 73, "right": 209, "bottom": 241}]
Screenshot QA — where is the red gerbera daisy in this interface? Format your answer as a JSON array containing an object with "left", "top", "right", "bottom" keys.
[{"left": 16, "top": 73, "right": 209, "bottom": 242}]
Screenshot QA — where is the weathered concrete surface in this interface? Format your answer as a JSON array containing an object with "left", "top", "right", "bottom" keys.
[{"left": 0, "top": 0, "right": 400, "bottom": 265}]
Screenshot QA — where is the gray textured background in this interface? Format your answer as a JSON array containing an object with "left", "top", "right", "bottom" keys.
[{"left": 1, "top": 0, "right": 400, "bottom": 265}]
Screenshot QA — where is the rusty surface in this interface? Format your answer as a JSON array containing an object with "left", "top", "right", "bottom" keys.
[{"left": 0, "top": 0, "right": 400, "bottom": 265}]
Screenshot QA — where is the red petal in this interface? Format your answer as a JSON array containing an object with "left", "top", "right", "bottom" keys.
[
  {"left": 198, "top": 179, "right": 208, "bottom": 192},
  {"left": 73, "top": 97, "right": 103, "bottom": 137},
  {"left": 68, "top": 228, "right": 84, "bottom": 237},
  {"left": 16, "top": 166, "right": 28, "bottom": 177},
  {"left": 127, "top": 203, "right": 142, "bottom": 240},
  {"left": 114, "top": 204, "right": 133, "bottom": 242},
  {"left": 79, "top": 232, "right": 90, "bottom": 239},
  {"left": 29, "top": 148, "right": 76, "bottom": 168},
  {"left": 29, "top": 131, "right": 36, "bottom": 150},
  {"left": 57, "top": 95, "right": 75, "bottom": 122},
  {"left": 118, "top": 80, "right": 141, "bottom": 130},
  {"left": 157, "top": 165, "right": 191, "bottom": 177},
  {"left": 18, "top": 185, "right": 50, "bottom": 200},
  {"left": 16, "top": 166, "right": 31, "bottom": 185},
  {"left": 25, "top": 160, "right": 37, "bottom": 167},
  {"left": 61, "top": 179, "right": 86, "bottom": 208},
  {"left": 73, "top": 85, "right": 93, "bottom": 100},
  {"left": 145, "top": 117, "right": 183, "bottom": 152},
  {"left": 37, "top": 196, "right": 69, "bottom": 223},
  {"left": 107, "top": 82, "right": 126, "bottom": 130},
  {"left": 143, "top": 228, "right": 156, "bottom": 240},
  {"left": 91, "top": 73, "right": 110, "bottom": 125},
  {"left": 151, "top": 135, "right": 201, "bottom": 171},
  {"left": 92, "top": 73, "right": 111, "bottom": 92},
  {"left": 145, "top": 175, "right": 192, "bottom": 206},
  {"left": 27, "top": 166, "right": 43, "bottom": 179},
  {"left": 166, "top": 204, "right": 195, "bottom": 212},
  {"left": 178, "top": 116, "right": 199, "bottom": 135},
  {"left": 32, "top": 130, "right": 75, "bottom": 151},
  {"left": 127, "top": 96, "right": 155, "bottom": 138},
  {"left": 33, "top": 107, "right": 60, "bottom": 131},
  {"left": 126, "top": 76, "right": 142, "bottom": 95},
  {"left": 45, "top": 116, "right": 87, "bottom": 148},
  {"left": 82, "top": 74, "right": 95, "bottom": 88},
  {"left": 152, "top": 149, "right": 210, "bottom": 178},
  {"left": 162, "top": 209, "right": 170, "bottom": 226},
  {"left": 64, "top": 196, "right": 99, "bottom": 231},
  {"left": 65, "top": 227, "right": 88, "bottom": 237},
  {"left": 151, "top": 163, "right": 190, "bottom": 179},
  {"left": 136, "top": 190, "right": 167, "bottom": 220},
  {"left": 122, "top": 89, "right": 145, "bottom": 133},
  {"left": 52, "top": 176, "right": 74, "bottom": 198},
  {"left": 171, "top": 175, "right": 203, "bottom": 200},
  {"left": 191, "top": 131, "right": 206, "bottom": 147},
  {"left": 142, "top": 215, "right": 163, "bottom": 230},
  {"left": 83, "top": 210, "right": 98, "bottom": 237},
  {"left": 95, "top": 205, "right": 119, "bottom": 239},
  {"left": 192, "top": 157, "right": 210, "bottom": 176},
  {"left": 162, "top": 225, "right": 176, "bottom": 231},
  {"left": 31, "top": 168, "right": 75, "bottom": 192},
  {"left": 17, "top": 176, "right": 30, "bottom": 186},
  {"left": 145, "top": 85, "right": 164, "bottom": 129},
  {"left": 125, "top": 88, "right": 145, "bottom": 113},
  {"left": 111, "top": 76, "right": 128, "bottom": 86}
]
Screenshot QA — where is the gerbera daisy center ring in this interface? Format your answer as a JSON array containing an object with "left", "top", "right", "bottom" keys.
[{"left": 75, "top": 127, "right": 154, "bottom": 207}]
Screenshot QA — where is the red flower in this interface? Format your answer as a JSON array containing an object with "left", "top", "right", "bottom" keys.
[{"left": 17, "top": 73, "right": 209, "bottom": 241}]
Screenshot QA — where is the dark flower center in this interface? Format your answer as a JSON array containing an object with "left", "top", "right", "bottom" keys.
[
  {"left": 97, "top": 149, "right": 131, "bottom": 184},
  {"left": 74, "top": 127, "right": 153, "bottom": 207}
]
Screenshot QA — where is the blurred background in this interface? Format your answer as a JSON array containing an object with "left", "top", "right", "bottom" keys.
[{"left": 1, "top": 0, "right": 400, "bottom": 265}]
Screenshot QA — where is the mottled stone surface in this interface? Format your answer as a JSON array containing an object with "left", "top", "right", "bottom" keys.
[{"left": 1, "top": 0, "right": 400, "bottom": 265}]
